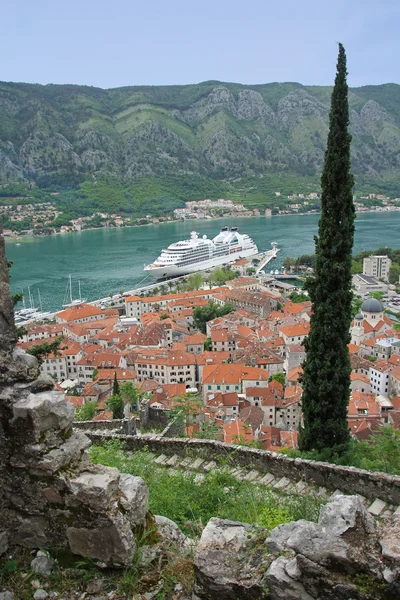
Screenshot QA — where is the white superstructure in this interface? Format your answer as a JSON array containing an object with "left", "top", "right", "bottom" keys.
[{"left": 144, "top": 227, "right": 258, "bottom": 278}]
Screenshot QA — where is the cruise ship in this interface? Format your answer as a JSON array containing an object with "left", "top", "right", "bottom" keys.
[{"left": 144, "top": 227, "right": 258, "bottom": 278}]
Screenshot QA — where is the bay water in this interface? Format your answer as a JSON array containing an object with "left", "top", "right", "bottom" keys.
[{"left": 6, "top": 212, "right": 400, "bottom": 313}]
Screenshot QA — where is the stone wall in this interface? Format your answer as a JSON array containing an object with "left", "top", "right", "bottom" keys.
[
  {"left": 74, "top": 418, "right": 136, "bottom": 435},
  {"left": 86, "top": 433, "right": 400, "bottom": 505}
]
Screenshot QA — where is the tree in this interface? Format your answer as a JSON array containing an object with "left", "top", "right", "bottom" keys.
[
  {"left": 186, "top": 272, "right": 203, "bottom": 291},
  {"left": 92, "top": 367, "right": 98, "bottom": 381},
  {"left": 204, "top": 337, "right": 212, "bottom": 351},
  {"left": 26, "top": 336, "right": 66, "bottom": 364},
  {"left": 112, "top": 371, "right": 120, "bottom": 396},
  {"left": 75, "top": 401, "right": 98, "bottom": 421},
  {"left": 268, "top": 372, "right": 285, "bottom": 386},
  {"left": 299, "top": 44, "right": 355, "bottom": 454},
  {"left": 120, "top": 381, "right": 142, "bottom": 412},
  {"left": 107, "top": 394, "right": 124, "bottom": 419},
  {"left": 193, "top": 300, "right": 234, "bottom": 334},
  {"left": 389, "top": 264, "right": 400, "bottom": 285},
  {"left": 168, "top": 393, "right": 203, "bottom": 433}
]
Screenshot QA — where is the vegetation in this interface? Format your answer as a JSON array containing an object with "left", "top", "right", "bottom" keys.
[
  {"left": 75, "top": 401, "right": 98, "bottom": 421},
  {"left": 106, "top": 393, "right": 124, "bottom": 420},
  {"left": 89, "top": 440, "right": 325, "bottom": 535},
  {"left": 208, "top": 265, "right": 239, "bottom": 286},
  {"left": 283, "top": 426, "right": 400, "bottom": 476},
  {"left": 268, "top": 372, "right": 286, "bottom": 386},
  {"left": 288, "top": 290, "right": 309, "bottom": 303},
  {"left": 193, "top": 300, "right": 234, "bottom": 334},
  {"left": 300, "top": 44, "right": 355, "bottom": 454},
  {"left": 26, "top": 336, "right": 65, "bottom": 364}
]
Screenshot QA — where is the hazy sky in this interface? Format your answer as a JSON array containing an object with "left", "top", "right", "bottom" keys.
[{"left": 3, "top": 0, "right": 399, "bottom": 88}]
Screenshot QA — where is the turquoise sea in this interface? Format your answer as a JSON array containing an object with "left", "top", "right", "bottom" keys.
[{"left": 6, "top": 212, "right": 400, "bottom": 312}]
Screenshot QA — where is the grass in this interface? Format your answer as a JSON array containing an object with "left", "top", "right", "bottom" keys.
[
  {"left": 89, "top": 440, "right": 325, "bottom": 536},
  {"left": 281, "top": 426, "right": 400, "bottom": 476}
]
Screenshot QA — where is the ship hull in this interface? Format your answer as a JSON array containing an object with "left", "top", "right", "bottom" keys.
[{"left": 144, "top": 246, "right": 258, "bottom": 279}]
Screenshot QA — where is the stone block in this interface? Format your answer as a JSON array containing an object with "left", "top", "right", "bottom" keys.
[
  {"left": 274, "top": 477, "right": 291, "bottom": 490},
  {"left": 202, "top": 460, "right": 217, "bottom": 472},
  {"left": 189, "top": 458, "right": 205, "bottom": 470},
  {"left": 165, "top": 454, "right": 179, "bottom": 466},
  {"left": 368, "top": 499, "right": 386, "bottom": 516},
  {"left": 194, "top": 518, "right": 269, "bottom": 599},
  {"left": 118, "top": 473, "right": 149, "bottom": 529},
  {"left": 36, "top": 432, "right": 91, "bottom": 474},
  {"left": 259, "top": 473, "right": 275, "bottom": 486},
  {"left": 69, "top": 465, "right": 120, "bottom": 511},
  {"left": 154, "top": 454, "right": 167, "bottom": 464},
  {"left": 31, "top": 551, "right": 55, "bottom": 576},
  {"left": 12, "top": 391, "right": 74, "bottom": 438},
  {"left": 244, "top": 470, "right": 261, "bottom": 482},
  {"left": 266, "top": 556, "right": 314, "bottom": 600},
  {"left": 67, "top": 513, "right": 136, "bottom": 567}
]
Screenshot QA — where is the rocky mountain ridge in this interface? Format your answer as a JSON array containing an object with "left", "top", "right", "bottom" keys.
[{"left": 0, "top": 80, "right": 399, "bottom": 185}]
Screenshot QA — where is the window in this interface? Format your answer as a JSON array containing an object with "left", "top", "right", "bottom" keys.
[
  {"left": 217, "top": 385, "right": 221, "bottom": 390},
  {"left": 208, "top": 385, "right": 211, "bottom": 390}
]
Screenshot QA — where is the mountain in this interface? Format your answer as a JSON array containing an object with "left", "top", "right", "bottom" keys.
[{"left": 1, "top": 80, "right": 400, "bottom": 194}]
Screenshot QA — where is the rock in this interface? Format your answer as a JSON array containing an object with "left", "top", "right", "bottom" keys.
[
  {"left": 68, "top": 465, "right": 120, "bottom": 511},
  {"left": 266, "top": 495, "right": 380, "bottom": 574},
  {"left": 118, "top": 473, "right": 149, "bottom": 528},
  {"left": 155, "top": 515, "right": 195, "bottom": 556},
  {"left": 368, "top": 498, "right": 386, "bottom": 516},
  {"left": 194, "top": 518, "right": 269, "bottom": 599},
  {"left": 380, "top": 513, "right": 400, "bottom": 562},
  {"left": 37, "top": 432, "right": 91, "bottom": 474},
  {"left": 0, "top": 530, "right": 8, "bottom": 555},
  {"left": 33, "top": 591, "right": 48, "bottom": 600},
  {"left": 12, "top": 391, "right": 74, "bottom": 438},
  {"left": 15, "top": 515, "right": 48, "bottom": 548},
  {"left": 86, "top": 579, "right": 106, "bottom": 594},
  {"left": 265, "top": 556, "right": 314, "bottom": 600},
  {"left": 0, "top": 592, "right": 14, "bottom": 600},
  {"left": 31, "top": 550, "right": 55, "bottom": 576},
  {"left": 67, "top": 513, "right": 136, "bottom": 567},
  {"left": 30, "top": 373, "right": 55, "bottom": 392}
]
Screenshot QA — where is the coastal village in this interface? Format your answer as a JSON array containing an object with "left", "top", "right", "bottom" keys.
[
  {"left": 17, "top": 252, "right": 400, "bottom": 450},
  {"left": 2, "top": 190, "right": 400, "bottom": 236}
]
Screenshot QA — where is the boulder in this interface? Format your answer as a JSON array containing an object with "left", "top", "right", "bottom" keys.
[
  {"left": 66, "top": 512, "right": 136, "bottom": 567},
  {"left": 68, "top": 464, "right": 120, "bottom": 511},
  {"left": 31, "top": 550, "right": 55, "bottom": 576},
  {"left": 265, "top": 495, "right": 381, "bottom": 574},
  {"left": 155, "top": 515, "right": 195, "bottom": 556},
  {"left": 12, "top": 391, "right": 74, "bottom": 438},
  {"left": 36, "top": 431, "right": 91, "bottom": 474},
  {"left": 265, "top": 557, "right": 314, "bottom": 600},
  {"left": 0, "top": 592, "right": 14, "bottom": 600},
  {"left": 118, "top": 473, "right": 149, "bottom": 529},
  {"left": 380, "top": 513, "right": 400, "bottom": 563},
  {"left": 194, "top": 518, "right": 269, "bottom": 599}
]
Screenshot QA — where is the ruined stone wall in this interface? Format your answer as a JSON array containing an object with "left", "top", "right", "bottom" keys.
[
  {"left": 84, "top": 433, "right": 400, "bottom": 505},
  {"left": 74, "top": 418, "right": 136, "bottom": 435}
]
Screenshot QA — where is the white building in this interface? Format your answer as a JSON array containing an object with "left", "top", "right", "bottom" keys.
[{"left": 363, "top": 255, "right": 392, "bottom": 282}]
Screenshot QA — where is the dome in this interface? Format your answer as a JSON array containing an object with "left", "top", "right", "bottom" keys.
[
  {"left": 361, "top": 298, "right": 384, "bottom": 313},
  {"left": 355, "top": 313, "right": 363, "bottom": 320}
]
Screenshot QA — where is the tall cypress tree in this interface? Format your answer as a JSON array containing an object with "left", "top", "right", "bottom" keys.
[
  {"left": 299, "top": 44, "right": 355, "bottom": 453},
  {"left": 113, "top": 371, "right": 120, "bottom": 396}
]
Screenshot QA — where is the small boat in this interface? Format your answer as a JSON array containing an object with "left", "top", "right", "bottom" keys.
[{"left": 63, "top": 275, "right": 87, "bottom": 308}]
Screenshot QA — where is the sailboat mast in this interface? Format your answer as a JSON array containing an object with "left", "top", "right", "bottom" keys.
[
  {"left": 28, "top": 286, "right": 33, "bottom": 309},
  {"left": 78, "top": 280, "right": 81, "bottom": 302},
  {"left": 69, "top": 274, "right": 73, "bottom": 305},
  {"left": 38, "top": 289, "right": 43, "bottom": 312}
]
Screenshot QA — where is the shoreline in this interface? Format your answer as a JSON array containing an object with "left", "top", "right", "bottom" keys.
[{"left": 5, "top": 208, "right": 400, "bottom": 243}]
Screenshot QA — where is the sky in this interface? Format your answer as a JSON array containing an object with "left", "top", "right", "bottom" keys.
[{"left": 2, "top": 0, "right": 400, "bottom": 89}]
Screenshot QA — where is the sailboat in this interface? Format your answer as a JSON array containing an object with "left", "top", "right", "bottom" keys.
[
  {"left": 62, "top": 275, "right": 87, "bottom": 308},
  {"left": 15, "top": 287, "right": 39, "bottom": 321},
  {"left": 33, "top": 289, "right": 52, "bottom": 320}
]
